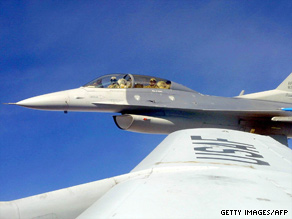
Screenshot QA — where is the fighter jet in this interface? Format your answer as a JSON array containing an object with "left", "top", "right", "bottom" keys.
[
  {"left": 9, "top": 73, "right": 292, "bottom": 142},
  {"left": 1, "top": 74, "right": 292, "bottom": 218}
]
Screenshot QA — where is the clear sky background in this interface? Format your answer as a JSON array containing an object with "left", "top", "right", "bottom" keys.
[{"left": 1, "top": 1, "right": 292, "bottom": 201}]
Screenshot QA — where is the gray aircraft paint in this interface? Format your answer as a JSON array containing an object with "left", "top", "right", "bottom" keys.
[{"left": 12, "top": 73, "right": 292, "bottom": 138}]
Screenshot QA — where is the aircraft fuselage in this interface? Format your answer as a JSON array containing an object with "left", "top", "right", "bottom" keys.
[{"left": 15, "top": 86, "right": 292, "bottom": 137}]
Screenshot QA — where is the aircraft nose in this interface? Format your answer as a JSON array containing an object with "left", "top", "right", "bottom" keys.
[{"left": 16, "top": 91, "right": 69, "bottom": 111}]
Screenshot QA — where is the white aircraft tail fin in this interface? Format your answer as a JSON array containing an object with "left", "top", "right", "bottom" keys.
[
  {"left": 237, "top": 73, "right": 292, "bottom": 104},
  {"left": 238, "top": 90, "right": 245, "bottom": 96},
  {"left": 276, "top": 73, "right": 292, "bottom": 91}
]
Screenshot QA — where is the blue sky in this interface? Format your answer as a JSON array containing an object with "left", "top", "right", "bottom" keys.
[{"left": 1, "top": 1, "right": 292, "bottom": 201}]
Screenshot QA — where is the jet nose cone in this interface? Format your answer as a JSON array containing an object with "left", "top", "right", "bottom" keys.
[{"left": 16, "top": 91, "right": 69, "bottom": 111}]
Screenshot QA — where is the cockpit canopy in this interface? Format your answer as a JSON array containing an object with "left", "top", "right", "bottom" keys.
[{"left": 83, "top": 74, "right": 195, "bottom": 92}]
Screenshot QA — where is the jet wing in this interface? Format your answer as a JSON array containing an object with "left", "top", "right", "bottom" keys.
[
  {"left": 78, "top": 129, "right": 292, "bottom": 218},
  {"left": 1, "top": 129, "right": 292, "bottom": 218}
]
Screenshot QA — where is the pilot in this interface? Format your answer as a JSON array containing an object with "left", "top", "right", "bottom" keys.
[
  {"left": 145, "top": 78, "right": 159, "bottom": 88},
  {"left": 157, "top": 81, "right": 167, "bottom": 89},
  {"left": 108, "top": 76, "right": 120, "bottom": 88},
  {"left": 118, "top": 79, "right": 127, "bottom": 88}
]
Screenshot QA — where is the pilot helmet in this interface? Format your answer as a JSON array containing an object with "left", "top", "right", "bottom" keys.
[
  {"left": 150, "top": 78, "right": 156, "bottom": 83},
  {"left": 110, "top": 76, "right": 117, "bottom": 83}
]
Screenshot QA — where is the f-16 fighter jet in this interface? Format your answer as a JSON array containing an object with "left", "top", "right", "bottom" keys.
[
  {"left": 2, "top": 74, "right": 292, "bottom": 218},
  {"left": 10, "top": 73, "right": 292, "bottom": 141}
]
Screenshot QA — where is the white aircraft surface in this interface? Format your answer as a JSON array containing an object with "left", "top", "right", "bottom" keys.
[{"left": 1, "top": 128, "right": 291, "bottom": 218}]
